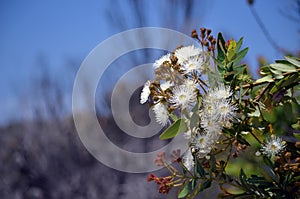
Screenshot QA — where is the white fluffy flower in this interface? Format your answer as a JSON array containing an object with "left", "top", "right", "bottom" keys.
[
  {"left": 174, "top": 45, "right": 204, "bottom": 73},
  {"left": 183, "top": 130, "right": 192, "bottom": 140},
  {"left": 175, "top": 45, "right": 201, "bottom": 63},
  {"left": 140, "top": 81, "right": 151, "bottom": 104},
  {"left": 202, "top": 83, "right": 236, "bottom": 123},
  {"left": 261, "top": 135, "right": 286, "bottom": 157},
  {"left": 170, "top": 83, "right": 197, "bottom": 109},
  {"left": 183, "top": 149, "right": 194, "bottom": 171},
  {"left": 153, "top": 53, "right": 171, "bottom": 69},
  {"left": 200, "top": 116, "right": 222, "bottom": 135},
  {"left": 160, "top": 81, "right": 173, "bottom": 91},
  {"left": 191, "top": 132, "right": 215, "bottom": 158},
  {"left": 184, "top": 79, "right": 197, "bottom": 91},
  {"left": 152, "top": 102, "right": 169, "bottom": 126},
  {"left": 210, "top": 84, "right": 232, "bottom": 100},
  {"left": 217, "top": 99, "right": 237, "bottom": 121},
  {"left": 183, "top": 56, "right": 204, "bottom": 73}
]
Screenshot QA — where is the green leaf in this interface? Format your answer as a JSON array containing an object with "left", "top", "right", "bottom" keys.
[
  {"left": 247, "top": 106, "right": 260, "bottom": 117},
  {"left": 270, "top": 63, "right": 296, "bottom": 72},
  {"left": 235, "top": 37, "right": 244, "bottom": 51},
  {"left": 195, "top": 158, "right": 205, "bottom": 177},
  {"left": 159, "top": 119, "right": 187, "bottom": 140},
  {"left": 254, "top": 75, "right": 274, "bottom": 84},
  {"left": 178, "top": 180, "right": 193, "bottom": 198},
  {"left": 294, "top": 133, "right": 300, "bottom": 141},
  {"left": 285, "top": 56, "right": 300, "bottom": 68},
  {"left": 217, "top": 32, "right": 226, "bottom": 63},
  {"left": 260, "top": 65, "right": 272, "bottom": 76},
  {"left": 239, "top": 169, "right": 247, "bottom": 187},
  {"left": 260, "top": 164, "right": 279, "bottom": 183},
  {"left": 187, "top": 179, "right": 212, "bottom": 199},
  {"left": 233, "top": 47, "right": 249, "bottom": 65},
  {"left": 269, "top": 73, "right": 300, "bottom": 94},
  {"left": 190, "top": 106, "right": 200, "bottom": 129},
  {"left": 210, "top": 154, "right": 217, "bottom": 172},
  {"left": 283, "top": 170, "right": 292, "bottom": 189},
  {"left": 227, "top": 40, "right": 237, "bottom": 61},
  {"left": 221, "top": 184, "right": 246, "bottom": 195},
  {"left": 169, "top": 113, "right": 179, "bottom": 121}
]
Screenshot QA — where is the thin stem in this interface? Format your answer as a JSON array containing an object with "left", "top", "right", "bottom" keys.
[
  {"left": 222, "top": 141, "right": 234, "bottom": 171},
  {"left": 235, "top": 68, "right": 300, "bottom": 91},
  {"left": 180, "top": 161, "right": 194, "bottom": 177},
  {"left": 254, "top": 82, "right": 273, "bottom": 102},
  {"left": 250, "top": 131, "right": 262, "bottom": 144},
  {"left": 249, "top": 6, "right": 285, "bottom": 54}
]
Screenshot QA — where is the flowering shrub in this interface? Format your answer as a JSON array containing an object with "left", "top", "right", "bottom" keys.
[{"left": 141, "top": 28, "right": 300, "bottom": 198}]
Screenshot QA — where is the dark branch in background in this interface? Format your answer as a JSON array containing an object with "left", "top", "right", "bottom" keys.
[
  {"left": 248, "top": 1, "right": 287, "bottom": 55},
  {"left": 278, "top": 0, "right": 300, "bottom": 23}
]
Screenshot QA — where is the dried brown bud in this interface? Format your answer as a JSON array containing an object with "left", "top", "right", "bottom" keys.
[
  {"left": 170, "top": 54, "right": 178, "bottom": 64},
  {"left": 211, "top": 38, "right": 216, "bottom": 45},
  {"left": 284, "top": 152, "right": 292, "bottom": 158},
  {"left": 206, "top": 29, "right": 212, "bottom": 35},
  {"left": 274, "top": 156, "right": 281, "bottom": 163},
  {"left": 232, "top": 152, "right": 238, "bottom": 158},
  {"left": 283, "top": 164, "right": 289, "bottom": 171},
  {"left": 247, "top": 0, "right": 254, "bottom": 5},
  {"left": 191, "top": 29, "right": 198, "bottom": 39},
  {"left": 202, "top": 40, "right": 209, "bottom": 46},
  {"left": 295, "top": 157, "right": 300, "bottom": 163},
  {"left": 295, "top": 141, "right": 300, "bottom": 148},
  {"left": 153, "top": 96, "right": 159, "bottom": 101},
  {"left": 292, "top": 165, "right": 299, "bottom": 172},
  {"left": 200, "top": 27, "right": 206, "bottom": 34}
]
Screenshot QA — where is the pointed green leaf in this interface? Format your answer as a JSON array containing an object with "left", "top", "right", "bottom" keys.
[
  {"left": 254, "top": 75, "right": 274, "bottom": 84},
  {"left": 233, "top": 47, "right": 249, "bottom": 65},
  {"left": 210, "top": 155, "right": 217, "bottom": 172},
  {"left": 178, "top": 180, "right": 193, "bottom": 198},
  {"left": 236, "top": 37, "right": 244, "bottom": 51},
  {"left": 285, "top": 56, "right": 300, "bottom": 68},
  {"left": 294, "top": 133, "right": 300, "bottom": 141},
  {"left": 169, "top": 113, "right": 179, "bottom": 121},
  {"left": 159, "top": 119, "right": 187, "bottom": 140},
  {"left": 227, "top": 40, "right": 237, "bottom": 61},
  {"left": 270, "top": 63, "right": 296, "bottom": 72},
  {"left": 239, "top": 169, "right": 247, "bottom": 187},
  {"left": 221, "top": 183, "right": 246, "bottom": 195},
  {"left": 186, "top": 179, "right": 212, "bottom": 199},
  {"left": 217, "top": 32, "right": 226, "bottom": 62},
  {"left": 260, "top": 164, "right": 279, "bottom": 183},
  {"left": 190, "top": 105, "right": 200, "bottom": 129},
  {"left": 195, "top": 158, "right": 205, "bottom": 177},
  {"left": 260, "top": 65, "right": 272, "bottom": 75}
]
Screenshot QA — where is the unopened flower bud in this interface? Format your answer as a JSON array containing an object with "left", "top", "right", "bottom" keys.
[
  {"left": 274, "top": 156, "right": 281, "bottom": 162},
  {"left": 191, "top": 29, "right": 198, "bottom": 39},
  {"left": 202, "top": 40, "right": 209, "bottom": 46},
  {"left": 284, "top": 152, "right": 292, "bottom": 159},
  {"left": 247, "top": 0, "right": 254, "bottom": 5},
  {"left": 206, "top": 29, "right": 212, "bottom": 35}
]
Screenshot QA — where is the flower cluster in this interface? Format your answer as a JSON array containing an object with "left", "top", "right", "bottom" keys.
[
  {"left": 140, "top": 43, "right": 237, "bottom": 164},
  {"left": 141, "top": 28, "right": 300, "bottom": 199}
]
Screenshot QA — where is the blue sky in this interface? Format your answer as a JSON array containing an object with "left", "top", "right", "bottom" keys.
[{"left": 0, "top": 0, "right": 299, "bottom": 125}]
